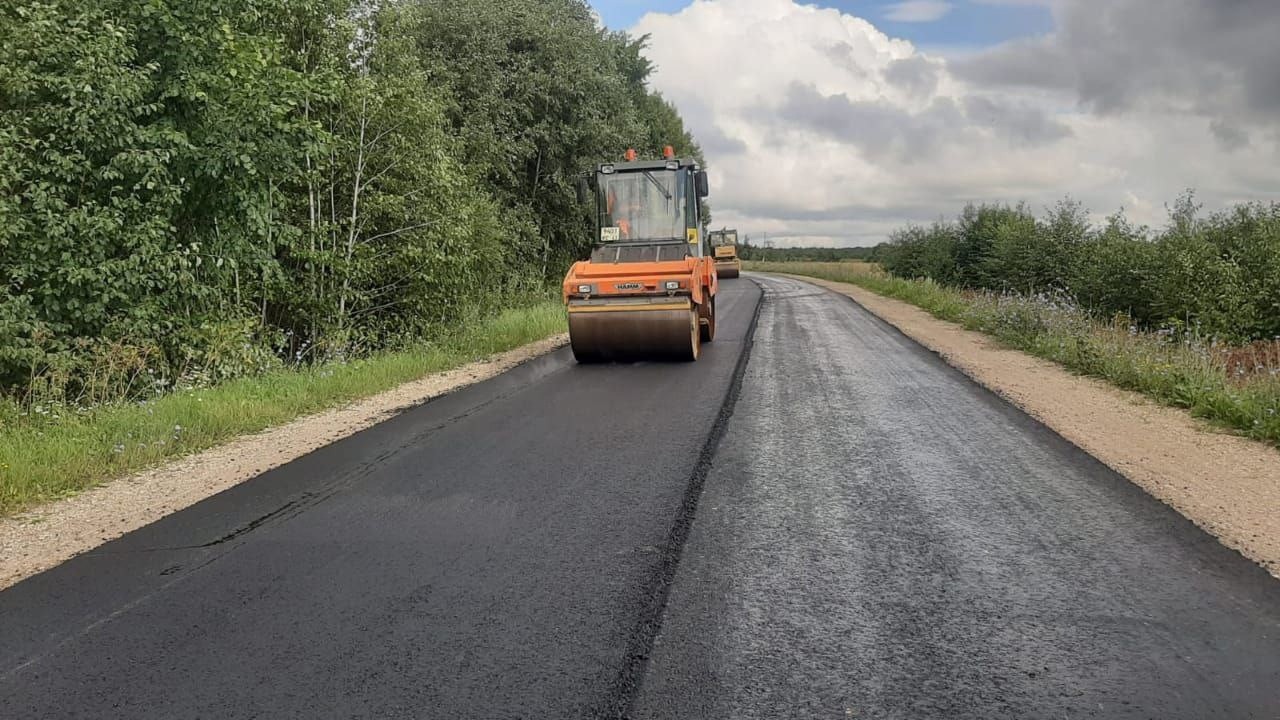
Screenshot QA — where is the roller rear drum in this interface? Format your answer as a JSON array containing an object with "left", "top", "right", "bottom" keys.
[{"left": 569, "top": 306, "right": 700, "bottom": 362}]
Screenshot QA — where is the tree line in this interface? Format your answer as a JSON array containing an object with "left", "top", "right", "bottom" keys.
[
  {"left": 1, "top": 0, "right": 702, "bottom": 398},
  {"left": 877, "top": 195, "right": 1280, "bottom": 344},
  {"left": 737, "top": 241, "right": 878, "bottom": 263}
]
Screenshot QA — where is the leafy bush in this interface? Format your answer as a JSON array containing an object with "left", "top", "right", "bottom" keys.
[{"left": 878, "top": 194, "right": 1280, "bottom": 344}]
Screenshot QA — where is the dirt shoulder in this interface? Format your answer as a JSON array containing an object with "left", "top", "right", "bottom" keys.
[
  {"left": 0, "top": 334, "right": 568, "bottom": 590},
  {"left": 785, "top": 273, "right": 1280, "bottom": 579}
]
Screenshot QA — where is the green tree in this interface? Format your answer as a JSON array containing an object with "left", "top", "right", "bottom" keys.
[{"left": 0, "top": 0, "right": 709, "bottom": 399}]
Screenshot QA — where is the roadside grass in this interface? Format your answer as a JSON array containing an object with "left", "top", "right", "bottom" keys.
[
  {"left": 747, "top": 261, "right": 1280, "bottom": 448},
  {"left": 0, "top": 301, "right": 566, "bottom": 516}
]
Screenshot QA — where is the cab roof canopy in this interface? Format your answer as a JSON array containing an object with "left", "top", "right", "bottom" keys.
[{"left": 598, "top": 158, "right": 700, "bottom": 173}]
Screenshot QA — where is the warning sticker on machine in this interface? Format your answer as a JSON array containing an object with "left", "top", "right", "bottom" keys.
[{"left": 601, "top": 226, "right": 621, "bottom": 242}]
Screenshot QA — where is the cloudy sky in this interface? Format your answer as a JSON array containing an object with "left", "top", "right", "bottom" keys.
[{"left": 591, "top": 0, "right": 1280, "bottom": 247}]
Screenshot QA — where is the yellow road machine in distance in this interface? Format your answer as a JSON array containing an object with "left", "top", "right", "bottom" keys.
[{"left": 708, "top": 228, "right": 741, "bottom": 279}]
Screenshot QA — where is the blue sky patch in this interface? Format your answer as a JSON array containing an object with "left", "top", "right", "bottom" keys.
[{"left": 591, "top": 0, "right": 1054, "bottom": 51}]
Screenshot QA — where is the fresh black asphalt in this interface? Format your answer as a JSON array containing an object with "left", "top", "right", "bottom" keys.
[{"left": 2, "top": 274, "right": 1278, "bottom": 718}]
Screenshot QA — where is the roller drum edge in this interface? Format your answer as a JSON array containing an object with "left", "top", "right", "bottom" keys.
[{"left": 569, "top": 307, "right": 700, "bottom": 362}]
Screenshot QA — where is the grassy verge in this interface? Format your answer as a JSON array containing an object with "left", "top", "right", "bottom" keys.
[
  {"left": 0, "top": 301, "right": 566, "bottom": 515},
  {"left": 748, "top": 261, "right": 1280, "bottom": 448}
]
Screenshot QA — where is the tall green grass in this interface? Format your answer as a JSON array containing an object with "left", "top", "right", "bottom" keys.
[
  {"left": 0, "top": 301, "right": 566, "bottom": 515},
  {"left": 750, "top": 261, "right": 1280, "bottom": 448}
]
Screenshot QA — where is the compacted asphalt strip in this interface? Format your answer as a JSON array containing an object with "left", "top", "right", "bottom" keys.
[
  {"left": 2, "top": 273, "right": 1279, "bottom": 719},
  {"left": 633, "top": 274, "right": 1280, "bottom": 719},
  {"left": 0, "top": 280, "right": 760, "bottom": 719}
]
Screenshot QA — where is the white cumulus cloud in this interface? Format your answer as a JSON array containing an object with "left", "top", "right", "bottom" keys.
[{"left": 632, "top": 0, "right": 1280, "bottom": 246}]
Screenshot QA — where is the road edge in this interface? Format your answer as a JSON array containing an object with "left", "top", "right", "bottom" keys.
[
  {"left": 772, "top": 272, "right": 1280, "bottom": 580},
  {"left": 0, "top": 334, "right": 569, "bottom": 591}
]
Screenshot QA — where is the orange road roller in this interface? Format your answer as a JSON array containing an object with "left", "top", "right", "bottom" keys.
[
  {"left": 708, "top": 228, "right": 742, "bottom": 279},
  {"left": 563, "top": 147, "right": 717, "bottom": 362}
]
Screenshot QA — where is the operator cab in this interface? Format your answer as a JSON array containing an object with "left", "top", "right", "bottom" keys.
[
  {"left": 587, "top": 147, "right": 709, "bottom": 264},
  {"left": 709, "top": 229, "right": 738, "bottom": 250}
]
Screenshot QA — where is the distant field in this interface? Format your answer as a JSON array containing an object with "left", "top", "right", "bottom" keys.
[{"left": 746, "top": 260, "right": 883, "bottom": 280}]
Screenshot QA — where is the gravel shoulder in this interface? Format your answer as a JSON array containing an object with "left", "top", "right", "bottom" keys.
[
  {"left": 785, "top": 273, "right": 1280, "bottom": 579},
  {"left": 0, "top": 334, "right": 567, "bottom": 591}
]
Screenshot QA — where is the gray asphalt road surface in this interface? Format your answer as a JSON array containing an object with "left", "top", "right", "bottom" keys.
[
  {"left": 633, "top": 274, "right": 1280, "bottom": 719},
  {"left": 2, "top": 273, "right": 1278, "bottom": 719}
]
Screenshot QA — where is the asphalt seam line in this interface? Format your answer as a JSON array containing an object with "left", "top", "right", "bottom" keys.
[{"left": 597, "top": 281, "right": 765, "bottom": 720}]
